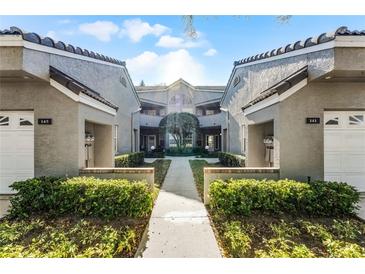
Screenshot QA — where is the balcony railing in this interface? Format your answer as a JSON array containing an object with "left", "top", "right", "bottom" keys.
[
  {"left": 140, "top": 113, "right": 163, "bottom": 127},
  {"left": 140, "top": 113, "right": 223, "bottom": 128},
  {"left": 198, "top": 113, "right": 223, "bottom": 128}
]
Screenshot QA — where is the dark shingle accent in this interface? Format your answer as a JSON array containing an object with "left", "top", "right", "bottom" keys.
[
  {"left": 241, "top": 66, "right": 308, "bottom": 111},
  {"left": 234, "top": 26, "right": 365, "bottom": 67},
  {"left": 1, "top": 26, "right": 125, "bottom": 67},
  {"left": 49, "top": 66, "right": 118, "bottom": 110},
  {"left": 41, "top": 37, "right": 54, "bottom": 47}
]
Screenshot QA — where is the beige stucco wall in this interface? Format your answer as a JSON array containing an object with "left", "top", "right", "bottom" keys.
[
  {"left": 278, "top": 81, "right": 365, "bottom": 181},
  {"left": 0, "top": 47, "right": 23, "bottom": 71},
  {"left": 0, "top": 81, "right": 80, "bottom": 176},
  {"left": 79, "top": 103, "right": 115, "bottom": 168}
]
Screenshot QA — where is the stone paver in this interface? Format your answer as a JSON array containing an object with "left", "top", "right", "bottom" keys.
[{"left": 137, "top": 157, "right": 221, "bottom": 258}]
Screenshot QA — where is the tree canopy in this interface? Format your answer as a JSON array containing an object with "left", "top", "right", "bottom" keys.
[{"left": 159, "top": 112, "right": 199, "bottom": 150}]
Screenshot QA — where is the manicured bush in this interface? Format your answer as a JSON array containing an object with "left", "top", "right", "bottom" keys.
[
  {"left": 166, "top": 147, "right": 195, "bottom": 156},
  {"left": 209, "top": 179, "right": 359, "bottom": 217},
  {"left": 9, "top": 176, "right": 153, "bottom": 219},
  {"left": 144, "top": 151, "right": 165, "bottom": 158},
  {"left": 115, "top": 152, "right": 144, "bottom": 167},
  {"left": 218, "top": 152, "right": 245, "bottom": 167}
]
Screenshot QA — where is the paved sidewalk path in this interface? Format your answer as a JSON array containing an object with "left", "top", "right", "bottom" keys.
[{"left": 137, "top": 157, "right": 221, "bottom": 258}]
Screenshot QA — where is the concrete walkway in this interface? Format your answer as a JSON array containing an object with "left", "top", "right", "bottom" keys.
[{"left": 137, "top": 157, "right": 221, "bottom": 258}]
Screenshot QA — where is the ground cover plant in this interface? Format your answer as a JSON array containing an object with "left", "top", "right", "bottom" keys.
[
  {"left": 0, "top": 159, "right": 172, "bottom": 258},
  {"left": 0, "top": 216, "right": 145, "bottom": 258},
  {"left": 189, "top": 159, "right": 365, "bottom": 258},
  {"left": 0, "top": 175, "right": 157, "bottom": 258}
]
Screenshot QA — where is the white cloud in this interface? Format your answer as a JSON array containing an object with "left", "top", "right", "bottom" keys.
[
  {"left": 155, "top": 35, "right": 204, "bottom": 49},
  {"left": 46, "top": 30, "right": 57, "bottom": 40},
  {"left": 119, "top": 18, "right": 169, "bottom": 43},
  {"left": 58, "top": 19, "right": 72, "bottom": 25},
  {"left": 79, "top": 21, "right": 119, "bottom": 42},
  {"left": 204, "top": 48, "right": 218, "bottom": 56},
  {"left": 126, "top": 49, "right": 206, "bottom": 85}
]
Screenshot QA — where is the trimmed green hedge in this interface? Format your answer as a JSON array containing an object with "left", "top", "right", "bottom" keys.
[
  {"left": 115, "top": 152, "right": 144, "bottom": 167},
  {"left": 144, "top": 151, "right": 165, "bottom": 158},
  {"left": 218, "top": 152, "right": 245, "bottom": 167},
  {"left": 209, "top": 179, "right": 359, "bottom": 217},
  {"left": 9, "top": 176, "right": 153, "bottom": 219}
]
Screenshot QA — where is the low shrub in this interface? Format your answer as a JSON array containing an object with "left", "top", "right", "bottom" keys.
[
  {"left": 209, "top": 179, "right": 359, "bottom": 217},
  {"left": 218, "top": 152, "right": 245, "bottom": 167},
  {"left": 9, "top": 176, "right": 153, "bottom": 219},
  {"left": 144, "top": 151, "right": 165, "bottom": 158},
  {"left": 115, "top": 152, "right": 144, "bottom": 167},
  {"left": 166, "top": 147, "right": 195, "bottom": 156}
]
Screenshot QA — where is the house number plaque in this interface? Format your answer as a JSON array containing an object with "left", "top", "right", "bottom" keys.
[
  {"left": 306, "top": 117, "right": 320, "bottom": 124},
  {"left": 38, "top": 118, "right": 52, "bottom": 125}
]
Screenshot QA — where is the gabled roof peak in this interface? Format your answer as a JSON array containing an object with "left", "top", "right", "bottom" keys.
[{"left": 136, "top": 78, "right": 225, "bottom": 92}]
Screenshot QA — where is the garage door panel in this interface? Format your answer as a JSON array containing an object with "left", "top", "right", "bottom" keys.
[
  {"left": 344, "top": 132, "right": 365, "bottom": 150},
  {"left": 341, "top": 174, "right": 365, "bottom": 192},
  {"left": 0, "top": 175, "right": 18, "bottom": 193},
  {"left": 324, "top": 111, "right": 365, "bottom": 192},
  {"left": 0, "top": 111, "right": 34, "bottom": 194},
  {"left": 342, "top": 154, "right": 365, "bottom": 172},
  {"left": 324, "top": 132, "right": 346, "bottom": 152},
  {"left": 0, "top": 154, "right": 18, "bottom": 170},
  {"left": 0, "top": 132, "right": 17, "bottom": 152}
]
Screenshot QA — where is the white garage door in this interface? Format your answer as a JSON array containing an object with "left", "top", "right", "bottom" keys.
[
  {"left": 324, "top": 111, "right": 365, "bottom": 192},
  {"left": 0, "top": 111, "right": 34, "bottom": 194}
]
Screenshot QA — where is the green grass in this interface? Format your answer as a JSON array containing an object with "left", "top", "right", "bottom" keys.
[
  {"left": 188, "top": 159, "right": 365, "bottom": 258},
  {"left": 142, "top": 159, "right": 171, "bottom": 187},
  {"left": 188, "top": 159, "right": 221, "bottom": 200},
  {"left": 0, "top": 216, "right": 147, "bottom": 258},
  {"left": 143, "top": 159, "right": 172, "bottom": 200}
]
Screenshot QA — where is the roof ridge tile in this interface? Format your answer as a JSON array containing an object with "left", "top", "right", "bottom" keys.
[
  {"left": 0, "top": 26, "right": 125, "bottom": 67},
  {"left": 233, "top": 26, "right": 365, "bottom": 67}
]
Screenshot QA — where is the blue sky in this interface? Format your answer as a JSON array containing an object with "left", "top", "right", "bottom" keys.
[{"left": 1, "top": 16, "right": 364, "bottom": 85}]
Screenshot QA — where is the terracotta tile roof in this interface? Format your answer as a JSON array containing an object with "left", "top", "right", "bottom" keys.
[
  {"left": 234, "top": 26, "right": 365, "bottom": 67},
  {"left": 0, "top": 26, "right": 125, "bottom": 67},
  {"left": 241, "top": 66, "right": 308, "bottom": 111},
  {"left": 50, "top": 66, "right": 118, "bottom": 110}
]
